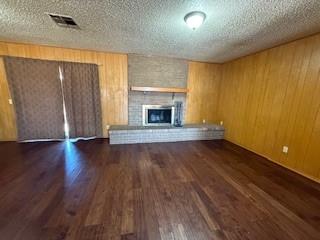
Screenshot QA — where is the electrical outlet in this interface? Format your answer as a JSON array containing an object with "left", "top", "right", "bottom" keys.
[
  {"left": 8, "top": 99, "right": 13, "bottom": 105},
  {"left": 282, "top": 146, "right": 289, "bottom": 154},
  {"left": 106, "top": 125, "right": 110, "bottom": 130},
  {"left": 202, "top": 119, "right": 206, "bottom": 124},
  {"left": 220, "top": 121, "right": 224, "bottom": 125}
]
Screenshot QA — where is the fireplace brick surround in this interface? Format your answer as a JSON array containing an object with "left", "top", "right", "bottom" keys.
[
  {"left": 129, "top": 92, "right": 185, "bottom": 126},
  {"left": 128, "top": 54, "right": 188, "bottom": 126},
  {"left": 109, "top": 54, "right": 225, "bottom": 144}
]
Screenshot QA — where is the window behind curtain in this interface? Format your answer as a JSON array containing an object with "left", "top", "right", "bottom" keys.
[{"left": 4, "top": 57, "right": 65, "bottom": 141}]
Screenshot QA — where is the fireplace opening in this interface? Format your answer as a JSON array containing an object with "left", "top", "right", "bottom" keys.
[{"left": 142, "top": 105, "right": 174, "bottom": 126}]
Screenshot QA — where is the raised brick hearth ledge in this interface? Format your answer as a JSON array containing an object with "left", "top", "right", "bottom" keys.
[{"left": 109, "top": 124, "right": 224, "bottom": 144}]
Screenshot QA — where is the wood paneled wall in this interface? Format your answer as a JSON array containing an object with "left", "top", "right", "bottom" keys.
[
  {"left": 0, "top": 42, "right": 128, "bottom": 139},
  {"left": 1, "top": 35, "right": 319, "bottom": 183},
  {"left": 185, "top": 62, "right": 221, "bottom": 124},
  {"left": 0, "top": 58, "right": 17, "bottom": 140},
  {"left": 218, "top": 34, "right": 320, "bottom": 181}
]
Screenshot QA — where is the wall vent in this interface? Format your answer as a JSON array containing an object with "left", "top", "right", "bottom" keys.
[{"left": 47, "top": 13, "right": 79, "bottom": 29}]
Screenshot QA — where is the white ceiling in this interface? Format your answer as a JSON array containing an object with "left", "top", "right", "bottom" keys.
[{"left": 0, "top": 0, "right": 319, "bottom": 63}]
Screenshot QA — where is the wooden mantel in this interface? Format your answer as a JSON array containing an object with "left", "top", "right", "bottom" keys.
[{"left": 130, "top": 86, "right": 188, "bottom": 93}]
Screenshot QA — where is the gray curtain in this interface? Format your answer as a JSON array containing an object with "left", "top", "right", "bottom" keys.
[
  {"left": 4, "top": 57, "right": 65, "bottom": 141},
  {"left": 61, "top": 62, "right": 102, "bottom": 138}
]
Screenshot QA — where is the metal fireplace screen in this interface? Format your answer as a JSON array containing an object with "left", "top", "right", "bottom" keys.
[{"left": 142, "top": 105, "right": 175, "bottom": 126}]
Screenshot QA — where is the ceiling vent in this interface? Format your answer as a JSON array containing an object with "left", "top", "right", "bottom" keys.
[{"left": 47, "top": 13, "right": 79, "bottom": 29}]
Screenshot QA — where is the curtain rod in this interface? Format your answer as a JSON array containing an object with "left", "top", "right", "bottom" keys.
[{"left": 0, "top": 55, "right": 102, "bottom": 66}]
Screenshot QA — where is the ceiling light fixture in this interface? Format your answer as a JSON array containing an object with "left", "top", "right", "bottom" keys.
[{"left": 184, "top": 11, "right": 206, "bottom": 30}]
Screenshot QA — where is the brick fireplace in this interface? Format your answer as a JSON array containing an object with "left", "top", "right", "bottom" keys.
[{"left": 128, "top": 54, "right": 188, "bottom": 126}]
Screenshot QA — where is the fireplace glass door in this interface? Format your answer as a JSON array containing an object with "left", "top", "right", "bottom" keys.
[{"left": 143, "top": 105, "right": 174, "bottom": 126}]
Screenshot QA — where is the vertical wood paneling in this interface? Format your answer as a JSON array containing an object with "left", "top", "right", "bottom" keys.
[
  {"left": 219, "top": 33, "right": 320, "bottom": 181},
  {"left": 1, "top": 35, "right": 319, "bottom": 183},
  {"left": 186, "top": 62, "right": 221, "bottom": 124},
  {"left": 0, "top": 58, "right": 17, "bottom": 140},
  {"left": 0, "top": 41, "right": 128, "bottom": 139}
]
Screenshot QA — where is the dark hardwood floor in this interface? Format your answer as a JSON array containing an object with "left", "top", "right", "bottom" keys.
[{"left": 0, "top": 139, "right": 319, "bottom": 240}]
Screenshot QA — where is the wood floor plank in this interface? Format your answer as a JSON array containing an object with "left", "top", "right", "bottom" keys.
[{"left": 0, "top": 139, "right": 319, "bottom": 240}]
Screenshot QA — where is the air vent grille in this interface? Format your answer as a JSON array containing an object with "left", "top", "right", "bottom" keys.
[{"left": 47, "top": 13, "right": 79, "bottom": 29}]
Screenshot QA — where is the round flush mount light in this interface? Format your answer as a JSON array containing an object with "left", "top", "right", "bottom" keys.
[{"left": 184, "top": 11, "right": 206, "bottom": 30}]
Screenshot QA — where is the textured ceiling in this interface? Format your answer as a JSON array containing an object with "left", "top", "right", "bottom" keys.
[{"left": 0, "top": 0, "right": 319, "bottom": 63}]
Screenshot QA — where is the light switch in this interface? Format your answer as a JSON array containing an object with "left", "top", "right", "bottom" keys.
[
  {"left": 8, "top": 99, "right": 13, "bottom": 105},
  {"left": 282, "top": 146, "right": 289, "bottom": 154}
]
